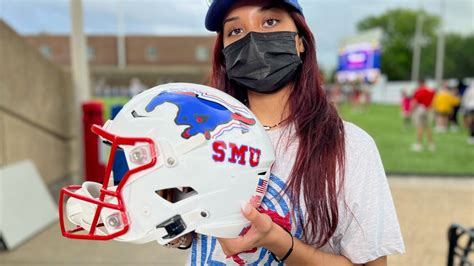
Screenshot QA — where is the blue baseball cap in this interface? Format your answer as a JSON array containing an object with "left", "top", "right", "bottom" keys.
[{"left": 205, "top": 0, "right": 304, "bottom": 32}]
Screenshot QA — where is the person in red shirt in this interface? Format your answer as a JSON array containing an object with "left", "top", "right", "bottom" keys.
[
  {"left": 400, "top": 90, "right": 412, "bottom": 128},
  {"left": 411, "top": 79, "right": 436, "bottom": 151}
]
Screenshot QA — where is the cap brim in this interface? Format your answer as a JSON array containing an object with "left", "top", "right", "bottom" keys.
[{"left": 205, "top": 0, "right": 236, "bottom": 32}]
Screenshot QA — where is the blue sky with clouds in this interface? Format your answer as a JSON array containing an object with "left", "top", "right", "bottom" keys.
[{"left": 1, "top": 0, "right": 473, "bottom": 69}]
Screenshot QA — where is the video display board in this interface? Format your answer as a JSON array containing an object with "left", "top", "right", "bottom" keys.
[{"left": 336, "top": 29, "right": 383, "bottom": 83}]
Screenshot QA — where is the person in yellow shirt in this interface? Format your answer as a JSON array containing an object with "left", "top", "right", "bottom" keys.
[{"left": 432, "top": 83, "right": 461, "bottom": 132}]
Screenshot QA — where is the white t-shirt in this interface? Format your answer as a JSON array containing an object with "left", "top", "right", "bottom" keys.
[
  {"left": 187, "top": 122, "right": 405, "bottom": 265},
  {"left": 462, "top": 86, "right": 474, "bottom": 110}
]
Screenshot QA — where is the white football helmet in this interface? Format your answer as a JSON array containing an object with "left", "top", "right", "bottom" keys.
[{"left": 59, "top": 83, "right": 275, "bottom": 245}]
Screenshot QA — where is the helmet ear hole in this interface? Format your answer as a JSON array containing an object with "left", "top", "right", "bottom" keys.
[{"left": 155, "top": 187, "right": 198, "bottom": 204}]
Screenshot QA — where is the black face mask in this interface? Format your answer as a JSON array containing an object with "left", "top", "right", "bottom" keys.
[{"left": 222, "top": 31, "right": 303, "bottom": 94}]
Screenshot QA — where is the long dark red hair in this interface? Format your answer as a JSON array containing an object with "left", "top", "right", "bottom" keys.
[{"left": 209, "top": 9, "right": 346, "bottom": 247}]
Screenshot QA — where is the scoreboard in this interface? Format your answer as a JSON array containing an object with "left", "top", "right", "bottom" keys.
[{"left": 336, "top": 29, "right": 383, "bottom": 83}]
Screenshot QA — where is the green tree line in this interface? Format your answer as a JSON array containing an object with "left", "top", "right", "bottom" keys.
[{"left": 357, "top": 8, "right": 474, "bottom": 81}]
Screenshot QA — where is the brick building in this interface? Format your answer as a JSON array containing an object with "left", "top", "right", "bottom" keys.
[{"left": 24, "top": 34, "right": 217, "bottom": 92}]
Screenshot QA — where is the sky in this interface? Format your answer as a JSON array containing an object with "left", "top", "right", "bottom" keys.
[{"left": 1, "top": 0, "right": 473, "bottom": 70}]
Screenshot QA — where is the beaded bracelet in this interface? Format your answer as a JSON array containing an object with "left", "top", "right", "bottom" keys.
[{"left": 271, "top": 226, "right": 294, "bottom": 263}]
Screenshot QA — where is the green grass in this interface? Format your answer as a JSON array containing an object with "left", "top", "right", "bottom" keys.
[
  {"left": 97, "top": 97, "right": 473, "bottom": 175},
  {"left": 339, "top": 104, "right": 474, "bottom": 175}
]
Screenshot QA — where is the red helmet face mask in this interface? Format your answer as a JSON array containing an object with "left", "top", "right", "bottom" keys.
[{"left": 59, "top": 125, "right": 157, "bottom": 240}]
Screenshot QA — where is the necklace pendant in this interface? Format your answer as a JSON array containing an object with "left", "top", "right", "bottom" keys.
[{"left": 263, "top": 118, "right": 287, "bottom": 131}]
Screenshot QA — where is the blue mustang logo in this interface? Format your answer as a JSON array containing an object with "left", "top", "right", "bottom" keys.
[{"left": 145, "top": 91, "right": 255, "bottom": 140}]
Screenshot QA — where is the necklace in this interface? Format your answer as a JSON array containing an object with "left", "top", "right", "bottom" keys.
[{"left": 263, "top": 119, "right": 286, "bottom": 131}]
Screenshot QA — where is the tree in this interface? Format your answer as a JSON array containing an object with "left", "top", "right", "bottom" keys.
[
  {"left": 357, "top": 8, "right": 440, "bottom": 81},
  {"left": 443, "top": 33, "right": 474, "bottom": 79}
]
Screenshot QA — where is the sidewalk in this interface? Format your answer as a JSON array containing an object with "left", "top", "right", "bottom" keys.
[
  {"left": 388, "top": 176, "right": 474, "bottom": 266},
  {"left": 0, "top": 176, "right": 473, "bottom": 265}
]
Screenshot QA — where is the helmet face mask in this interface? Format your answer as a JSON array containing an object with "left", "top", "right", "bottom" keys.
[
  {"left": 59, "top": 125, "right": 158, "bottom": 241},
  {"left": 59, "top": 83, "right": 275, "bottom": 245}
]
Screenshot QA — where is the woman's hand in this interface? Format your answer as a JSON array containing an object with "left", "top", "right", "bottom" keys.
[
  {"left": 217, "top": 202, "right": 276, "bottom": 256},
  {"left": 217, "top": 203, "right": 374, "bottom": 266}
]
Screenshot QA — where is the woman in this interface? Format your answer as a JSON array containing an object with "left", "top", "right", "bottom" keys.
[{"left": 173, "top": 0, "right": 404, "bottom": 264}]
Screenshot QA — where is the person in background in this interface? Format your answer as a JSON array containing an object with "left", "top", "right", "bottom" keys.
[
  {"left": 129, "top": 77, "right": 146, "bottom": 97},
  {"left": 450, "top": 79, "right": 467, "bottom": 131},
  {"left": 329, "top": 83, "right": 344, "bottom": 111},
  {"left": 411, "top": 79, "right": 436, "bottom": 152},
  {"left": 400, "top": 90, "right": 412, "bottom": 129},
  {"left": 359, "top": 83, "right": 371, "bottom": 111},
  {"left": 461, "top": 81, "right": 474, "bottom": 145},
  {"left": 432, "top": 82, "right": 461, "bottom": 133},
  {"left": 458, "top": 79, "right": 468, "bottom": 97},
  {"left": 350, "top": 82, "right": 362, "bottom": 112},
  {"left": 448, "top": 85, "right": 461, "bottom": 132}
]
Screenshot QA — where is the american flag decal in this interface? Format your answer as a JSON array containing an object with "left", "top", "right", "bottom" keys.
[{"left": 256, "top": 179, "right": 268, "bottom": 193}]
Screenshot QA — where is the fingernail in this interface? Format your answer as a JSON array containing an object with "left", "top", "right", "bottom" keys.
[{"left": 241, "top": 202, "right": 252, "bottom": 215}]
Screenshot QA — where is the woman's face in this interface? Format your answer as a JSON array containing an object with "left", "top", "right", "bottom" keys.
[{"left": 222, "top": 0, "right": 305, "bottom": 54}]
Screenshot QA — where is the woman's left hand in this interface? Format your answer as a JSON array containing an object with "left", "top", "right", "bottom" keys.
[{"left": 217, "top": 202, "right": 275, "bottom": 256}]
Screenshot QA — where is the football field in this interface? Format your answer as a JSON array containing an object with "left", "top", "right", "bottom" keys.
[{"left": 339, "top": 104, "right": 474, "bottom": 176}]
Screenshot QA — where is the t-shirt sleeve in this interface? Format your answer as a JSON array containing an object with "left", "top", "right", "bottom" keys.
[
  {"left": 413, "top": 90, "right": 421, "bottom": 103},
  {"left": 338, "top": 135, "right": 405, "bottom": 264}
]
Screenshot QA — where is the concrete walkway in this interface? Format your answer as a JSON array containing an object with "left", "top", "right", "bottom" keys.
[
  {"left": 388, "top": 176, "right": 474, "bottom": 266},
  {"left": 0, "top": 176, "right": 473, "bottom": 266}
]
